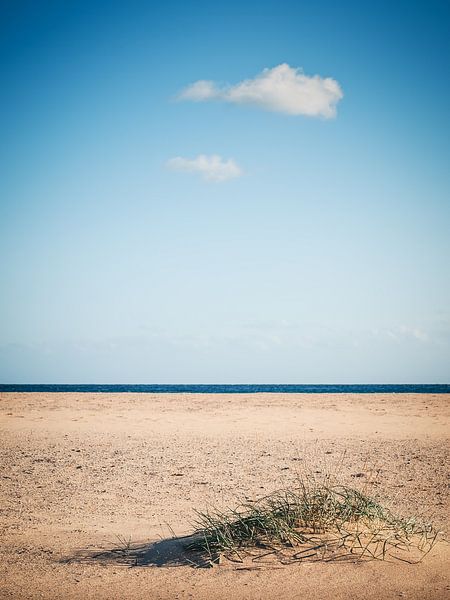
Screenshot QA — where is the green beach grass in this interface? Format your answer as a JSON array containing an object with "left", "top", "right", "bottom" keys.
[{"left": 185, "top": 479, "right": 439, "bottom": 567}]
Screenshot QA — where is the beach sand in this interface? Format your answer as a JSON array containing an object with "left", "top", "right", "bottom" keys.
[{"left": 0, "top": 392, "right": 449, "bottom": 599}]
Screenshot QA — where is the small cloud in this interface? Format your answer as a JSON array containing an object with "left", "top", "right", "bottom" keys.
[
  {"left": 179, "top": 80, "right": 218, "bottom": 101},
  {"left": 178, "top": 63, "right": 343, "bottom": 118},
  {"left": 166, "top": 154, "right": 243, "bottom": 182},
  {"left": 372, "top": 326, "right": 430, "bottom": 344},
  {"left": 398, "top": 326, "right": 429, "bottom": 343}
]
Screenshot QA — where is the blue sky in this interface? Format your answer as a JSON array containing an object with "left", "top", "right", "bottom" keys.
[{"left": 1, "top": 0, "right": 449, "bottom": 383}]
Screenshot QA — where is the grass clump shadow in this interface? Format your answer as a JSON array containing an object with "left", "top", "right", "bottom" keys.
[{"left": 185, "top": 480, "right": 439, "bottom": 567}]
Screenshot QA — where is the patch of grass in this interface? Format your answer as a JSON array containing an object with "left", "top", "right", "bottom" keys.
[{"left": 185, "top": 482, "right": 439, "bottom": 566}]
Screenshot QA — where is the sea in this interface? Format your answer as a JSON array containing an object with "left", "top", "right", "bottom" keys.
[{"left": 0, "top": 384, "right": 449, "bottom": 393}]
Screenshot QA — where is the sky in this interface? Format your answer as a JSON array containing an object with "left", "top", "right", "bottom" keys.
[{"left": 1, "top": 0, "right": 449, "bottom": 383}]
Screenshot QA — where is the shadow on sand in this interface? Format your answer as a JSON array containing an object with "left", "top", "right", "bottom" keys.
[
  {"left": 61, "top": 535, "right": 364, "bottom": 570},
  {"left": 61, "top": 535, "right": 212, "bottom": 569}
]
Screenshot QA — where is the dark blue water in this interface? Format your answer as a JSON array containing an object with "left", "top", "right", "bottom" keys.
[{"left": 0, "top": 384, "right": 449, "bottom": 393}]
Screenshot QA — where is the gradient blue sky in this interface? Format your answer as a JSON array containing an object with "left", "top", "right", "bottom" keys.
[{"left": 1, "top": 0, "right": 449, "bottom": 383}]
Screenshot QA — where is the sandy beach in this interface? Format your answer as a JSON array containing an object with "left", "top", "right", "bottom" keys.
[{"left": 0, "top": 392, "right": 449, "bottom": 599}]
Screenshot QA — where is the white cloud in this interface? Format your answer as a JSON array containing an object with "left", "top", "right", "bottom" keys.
[
  {"left": 372, "top": 326, "right": 431, "bottom": 344},
  {"left": 179, "top": 80, "right": 218, "bottom": 101},
  {"left": 178, "top": 63, "right": 343, "bottom": 118},
  {"left": 166, "top": 154, "right": 243, "bottom": 182}
]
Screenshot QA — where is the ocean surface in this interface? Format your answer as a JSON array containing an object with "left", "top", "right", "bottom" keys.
[{"left": 0, "top": 384, "right": 449, "bottom": 393}]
